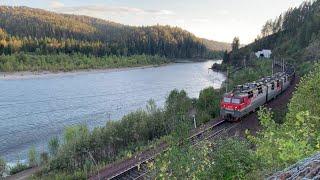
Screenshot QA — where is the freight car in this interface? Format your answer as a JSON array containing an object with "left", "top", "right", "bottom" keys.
[{"left": 220, "top": 68, "right": 295, "bottom": 121}]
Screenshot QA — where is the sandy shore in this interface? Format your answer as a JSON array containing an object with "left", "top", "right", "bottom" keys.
[{"left": 0, "top": 64, "right": 170, "bottom": 80}]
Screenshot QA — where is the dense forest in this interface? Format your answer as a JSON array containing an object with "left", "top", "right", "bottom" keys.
[
  {"left": 0, "top": 6, "right": 225, "bottom": 61},
  {"left": 200, "top": 38, "right": 231, "bottom": 51},
  {"left": 0, "top": 54, "right": 169, "bottom": 72},
  {"left": 225, "top": 0, "right": 320, "bottom": 68}
]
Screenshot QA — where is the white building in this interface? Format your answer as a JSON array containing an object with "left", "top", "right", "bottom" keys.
[{"left": 255, "top": 49, "right": 272, "bottom": 58}]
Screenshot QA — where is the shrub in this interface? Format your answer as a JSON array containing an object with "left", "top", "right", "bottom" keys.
[
  {"left": 48, "top": 136, "right": 60, "bottom": 157},
  {"left": 9, "top": 163, "right": 30, "bottom": 175},
  {"left": 40, "top": 152, "right": 49, "bottom": 165},
  {"left": 152, "top": 138, "right": 259, "bottom": 179},
  {"left": 196, "top": 87, "right": 221, "bottom": 123},
  {"left": 28, "top": 146, "right": 37, "bottom": 167},
  {"left": 209, "top": 138, "right": 260, "bottom": 179},
  {"left": 0, "top": 157, "right": 6, "bottom": 177}
]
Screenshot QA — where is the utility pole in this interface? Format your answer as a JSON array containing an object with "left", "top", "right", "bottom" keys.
[
  {"left": 272, "top": 59, "right": 274, "bottom": 76},
  {"left": 225, "top": 67, "right": 229, "bottom": 93},
  {"left": 193, "top": 115, "right": 197, "bottom": 129},
  {"left": 87, "top": 150, "right": 100, "bottom": 180}
]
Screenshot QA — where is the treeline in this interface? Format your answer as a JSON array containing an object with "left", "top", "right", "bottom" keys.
[
  {"left": 0, "top": 6, "right": 214, "bottom": 59},
  {"left": 0, "top": 53, "right": 169, "bottom": 72},
  {"left": 225, "top": 0, "right": 320, "bottom": 68}
]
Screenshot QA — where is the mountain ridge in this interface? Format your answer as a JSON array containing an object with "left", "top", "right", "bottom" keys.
[{"left": 0, "top": 6, "right": 229, "bottom": 58}]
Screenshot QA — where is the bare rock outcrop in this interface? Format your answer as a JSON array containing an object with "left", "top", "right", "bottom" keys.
[{"left": 268, "top": 152, "right": 320, "bottom": 180}]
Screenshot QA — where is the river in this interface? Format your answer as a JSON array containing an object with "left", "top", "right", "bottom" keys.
[{"left": 0, "top": 60, "right": 225, "bottom": 164}]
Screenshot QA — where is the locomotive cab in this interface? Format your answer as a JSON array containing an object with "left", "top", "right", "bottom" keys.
[{"left": 220, "top": 94, "right": 249, "bottom": 121}]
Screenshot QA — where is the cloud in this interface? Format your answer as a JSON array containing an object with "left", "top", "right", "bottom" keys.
[
  {"left": 146, "top": 10, "right": 174, "bottom": 15},
  {"left": 53, "top": 5, "right": 174, "bottom": 16},
  {"left": 217, "top": 10, "right": 229, "bottom": 15},
  {"left": 49, "top": 1, "right": 64, "bottom": 9},
  {"left": 192, "top": 18, "right": 210, "bottom": 23}
]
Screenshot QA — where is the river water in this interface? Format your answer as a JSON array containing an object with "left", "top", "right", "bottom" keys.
[{"left": 0, "top": 60, "right": 225, "bottom": 164}]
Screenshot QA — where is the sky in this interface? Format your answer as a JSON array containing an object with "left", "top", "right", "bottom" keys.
[{"left": 1, "top": 0, "right": 306, "bottom": 44}]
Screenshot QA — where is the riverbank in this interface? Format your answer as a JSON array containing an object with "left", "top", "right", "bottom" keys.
[
  {"left": 0, "top": 59, "right": 221, "bottom": 80},
  {"left": 0, "top": 64, "right": 170, "bottom": 80}
]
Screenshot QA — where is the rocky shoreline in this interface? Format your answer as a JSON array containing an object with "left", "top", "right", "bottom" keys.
[{"left": 268, "top": 152, "right": 320, "bottom": 180}]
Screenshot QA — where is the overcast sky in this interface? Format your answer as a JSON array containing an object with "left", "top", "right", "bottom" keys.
[{"left": 1, "top": 0, "right": 306, "bottom": 44}]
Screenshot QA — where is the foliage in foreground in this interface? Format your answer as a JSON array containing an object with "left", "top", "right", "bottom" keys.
[
  {"left": 251, "top": 64, "right": 320, "bottom": 172},
  {"left": 0, "top": 157, "right": 5, "bottom": 177},
  {"left": 151, "top": 138, "right": 259, "bottom": 179},
  {"left": 9, "top": 163, "right": 30, "bottom": 175},
  {"left": 6, "top": 147, "right": 39, "bottom": 176},
  {"left": 28, "top": 146, "right": 37, "bottom": 167}
]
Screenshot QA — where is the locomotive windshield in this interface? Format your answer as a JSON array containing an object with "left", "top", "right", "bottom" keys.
[
  {"left": 223, "top": 97, "right": 231, "bottom": 103},
  {"left": 231, "top": 98, "right": 241, "bottom": 104},
  {"left": 223, "top": 97, "right": 243, "bottom": 104}
]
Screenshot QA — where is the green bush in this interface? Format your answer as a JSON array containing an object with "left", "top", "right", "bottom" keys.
[
  {"left": 40, "top": 152, "right": 49, "bottom": 165},
  {"left": 152, "top": 138, "right": 259, "bottom": 179},
  {"left": 9, "top": 163, "right": 30, "bottom": 175},
  {"left": 28, "top": 146, "right": 37, "bottom": 167},
  {"left": 196, "top": 87, "right": 221, "bottom": 123},
  {"left": 209, "top": 138, "right": 260, "bottom": 179},
  {"left": 48, "top": 137, "right": 59, "bottom": 157},
  {"left": 0, "top": 157, "right": 6, "bottom": 177}
]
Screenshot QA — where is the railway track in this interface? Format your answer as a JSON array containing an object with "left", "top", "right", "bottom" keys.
[{"left": 90, "top": 118, "right": 236, "bottom": 180}]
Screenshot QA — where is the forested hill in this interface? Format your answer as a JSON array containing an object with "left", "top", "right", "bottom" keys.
[
  {"left": 0, "top": 6, "right": 225, "bottom": 59},
  {"left": 200, "top": 38, "right": 231, "bottom": 51},
  {"left": 226, "top": 0, "right": 320, "bottom": 69}
]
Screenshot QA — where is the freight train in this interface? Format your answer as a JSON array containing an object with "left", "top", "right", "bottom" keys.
[{"left": 220, "top": 66, "right": 295, "bottom": 121}]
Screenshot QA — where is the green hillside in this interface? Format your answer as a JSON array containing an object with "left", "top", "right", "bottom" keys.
[
  {"left": 200, "top": 38, "right": 231, "bottom": 51},
  {"left": 225, "top": 0, "right": 320, "bottom": 70},
  {"left": 0, "top": 6, "right": 216, "bottom": 58}
]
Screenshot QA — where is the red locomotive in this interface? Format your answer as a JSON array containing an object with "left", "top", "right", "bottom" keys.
[{"left": 220, "top": 70, "right": 295, "bottom": 121}]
